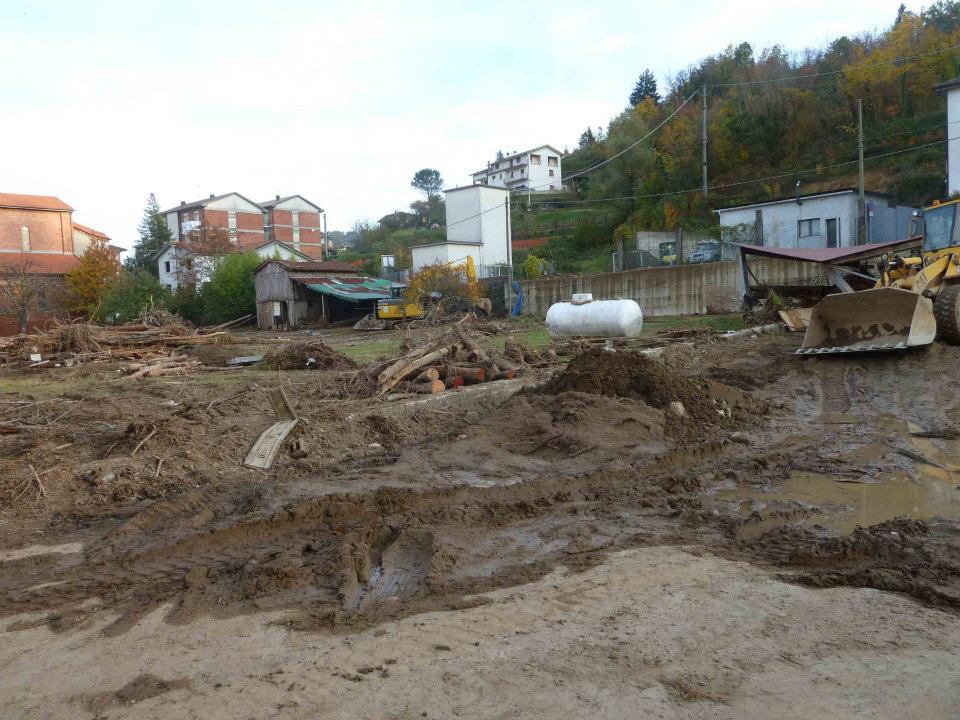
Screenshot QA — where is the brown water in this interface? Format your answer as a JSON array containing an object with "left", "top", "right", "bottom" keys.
[{"left": 719, "top": 434, "right": 960, "bottom": 534}]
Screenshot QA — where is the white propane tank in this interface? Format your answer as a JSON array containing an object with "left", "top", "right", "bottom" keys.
[{"left": 545, "top": 294, "right": 643, "bottom": 338}]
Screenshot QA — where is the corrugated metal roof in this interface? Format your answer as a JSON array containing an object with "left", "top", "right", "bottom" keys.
[
  {"left": 737, "top": 238, "right": 921, "bottom": 264},
  {"left": 300, "top": 276, "right": 397, "bottom": 302}
]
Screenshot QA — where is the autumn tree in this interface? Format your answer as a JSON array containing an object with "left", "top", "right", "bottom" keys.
[
  {"left": 65, "top": 240, "right": 122, "bottom": 317},
  {"left": 0, "top": 260, "right": 53, "bottom": 334},
  {"left": 127, "top": 193, "right": 173, "bottom": 274},
  {"left": 411, "top": 169, "right": 444, "bottom": 199}
]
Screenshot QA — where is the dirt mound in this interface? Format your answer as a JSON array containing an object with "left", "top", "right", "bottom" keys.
[
  {"left": 260, "top": 340, "right": 357, "bottom": 371},
  {"left": 543, "top": 349, "right": 758, "bottom": 439}
]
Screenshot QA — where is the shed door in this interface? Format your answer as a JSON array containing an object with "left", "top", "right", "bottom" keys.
[{"left": 825, "top": 218, "right": 840, "bottom": 248}]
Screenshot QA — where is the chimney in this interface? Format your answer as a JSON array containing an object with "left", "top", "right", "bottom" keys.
[
  {"left": 180, "top": 201, "right": 185, "bottom": 206},
  {"left": 209, "top": 193, "right": 215, "bottom": 198},
  {"left": 276, "top": 194, "right": 280, "bottom": 200}
]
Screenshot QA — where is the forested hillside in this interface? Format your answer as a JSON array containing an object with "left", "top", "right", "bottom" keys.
[{"left": 558, "top": 2, "right": 960, "bottom": 248}]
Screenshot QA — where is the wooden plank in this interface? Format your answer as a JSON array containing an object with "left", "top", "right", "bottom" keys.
[
  {"left": 244, "top": 419, "right": 299, "bottom": 469},
  {"left": 267, "top": 387, "right": 297, "bottom": 421}
]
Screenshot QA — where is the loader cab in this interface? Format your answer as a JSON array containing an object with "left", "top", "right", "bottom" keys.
[{"left": 919, "top": 199, "right": 960, "bottom": 253}]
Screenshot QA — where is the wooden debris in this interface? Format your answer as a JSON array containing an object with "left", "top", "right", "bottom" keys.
[
  {"left": 398, "top": 379, "right": 446, "bottom": 394},
  {"left": 245, "top": 388, "right": 299, "bottom": 470},
  {"left": 414, "top": 368, "right": 440, "bottom": 383}
]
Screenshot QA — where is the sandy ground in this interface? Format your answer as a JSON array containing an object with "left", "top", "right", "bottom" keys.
[
  {"left": 3, "top": 325, "right": 960, "bottom": 718},
  {"left": 4, "top": 545, "right": 959, "bottom": 720}
]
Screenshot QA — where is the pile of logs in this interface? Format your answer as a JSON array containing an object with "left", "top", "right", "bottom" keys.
[
  {"left": 122, "top": 353, "right": 203, "bottom": 378},
  {"left": 372, "top": 323, "right": 519, "bottom": 395}
]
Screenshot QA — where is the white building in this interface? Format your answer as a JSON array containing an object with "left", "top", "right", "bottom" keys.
[
  {"left": 154, "top": 240, "right": 309, "bottom": 292},
  {"left": 470, "top": 145, "right": 564, "bottom": 193},
  {"left": 716, "top": 189, "right": 916, "bottom": 249},
  {"left": 410, "top": 185, "right": 511, "bottom": 277},
  {"left": 935, "top": 77, "right": 960, "bottom": 195}
]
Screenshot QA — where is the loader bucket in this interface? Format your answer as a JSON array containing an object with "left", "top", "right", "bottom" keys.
[{"left": 797, "top": 287, "right": 936, "bottom": 354}]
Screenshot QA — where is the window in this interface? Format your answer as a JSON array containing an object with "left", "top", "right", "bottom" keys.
[
  {"left": 164, "top": 260, "right": 171, "bottom": 273},
  {"left": 549, "top": 169, "right": 555, "bottom": 177},
  {"left": 193, "top": 211, "right": 199, "bottom": 221},
  {"left": 382, "top": 254, "right": 396, "bottom": 268},
  {"left": 548, "top": 156, "right": 558, "bottom": 168},
  {"left": 798, "top": 219, "right": 821, "bottom": 238},
  {"left": 292, "top": 210, "right": 300, "bottom": 227},
  {"left": 530, "top": 154, "right": 541, "bottom": 165},
  {"left": 549, "top": 185, "right": 555, "bottom": 191},
  {"left": 228, "top": 211, "right": 237, "bottom": 242},
  {"left": 293, "top": 227, "right": 300, "bottom": 247},
  {"left": 20, "top": 225, "right": 30, "bottom": 252}
]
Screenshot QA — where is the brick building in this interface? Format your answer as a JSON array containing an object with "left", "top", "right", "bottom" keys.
[
  {"left": 161, "top": 193, "right": 266, "bottom": 251},
  {"left": 260, "top": 195, "right": 326, "bottom": 259},
  {"left": 161, "top": 192, "right": 326, "bottom": 257},
  {"left": 0, "top": 193, "right": 80, "bottom": 334}
]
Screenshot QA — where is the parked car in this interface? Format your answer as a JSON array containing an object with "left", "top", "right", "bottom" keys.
[{"left": 687, "top": 239, "right": 721, "bottom": 264}]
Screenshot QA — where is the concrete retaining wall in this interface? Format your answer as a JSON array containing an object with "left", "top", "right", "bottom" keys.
[{"left": 517, "top": 258, "right": 826, "bottom": 317}]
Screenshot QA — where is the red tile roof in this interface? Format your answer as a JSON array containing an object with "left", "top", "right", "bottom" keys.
[
  {"left": 72, "top": 222, "right": 111, "bottom": 241},
  {"left": 0, "top": 253, "right": 80, "bottom": 274},
  {"left": 0, "top": 193, "right": 73, "bottom": 212}
]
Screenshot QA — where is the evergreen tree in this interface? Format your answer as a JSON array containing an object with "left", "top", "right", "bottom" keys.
[
  {"left": 127, "top": 193, "right": 173, "bottom": 274},
  {"left": 628, "top": 69, "right": 660, "bottom": 106}
]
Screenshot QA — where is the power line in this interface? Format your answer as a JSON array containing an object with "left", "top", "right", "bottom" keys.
[
  {"left": 708, "top": 43, "right": 960, "bottom": 89},
  {"left": 440, "top": 91, "right": 700, "bottom": 232},
  {"left": 518, "top": 138, "right": 947, "bottom": 207}
]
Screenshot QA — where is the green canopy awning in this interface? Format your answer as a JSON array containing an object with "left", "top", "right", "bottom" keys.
[{"left": 301, "top": 277, "right": 397, "bottom": 303}]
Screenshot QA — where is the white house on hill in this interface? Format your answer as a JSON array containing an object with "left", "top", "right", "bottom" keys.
[{"left": 470, "top": 145, "right": 563, "bottom": 193}]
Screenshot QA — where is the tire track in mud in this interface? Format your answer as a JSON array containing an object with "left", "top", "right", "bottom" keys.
[{"left": 0, "top": 436, "right": 744, "bottom": 633}]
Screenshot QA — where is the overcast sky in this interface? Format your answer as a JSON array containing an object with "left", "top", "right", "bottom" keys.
[{"left": 0, "top": 0, "right": 928, "bottom": 249}]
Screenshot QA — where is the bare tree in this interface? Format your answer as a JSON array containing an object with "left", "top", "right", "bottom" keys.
[{"left": 0, "top": 260, "right": 53, "bottom": 334}]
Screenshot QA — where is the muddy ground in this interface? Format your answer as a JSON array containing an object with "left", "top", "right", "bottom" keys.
[{"left": 2, "top": 325, "right": 960, "bottom": 718}]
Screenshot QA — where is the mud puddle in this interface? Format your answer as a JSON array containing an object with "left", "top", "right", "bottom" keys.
[{"left": 719, "top": 467, "right": 960, "bottom": 533}]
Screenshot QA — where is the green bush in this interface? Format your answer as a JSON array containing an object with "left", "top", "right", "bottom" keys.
[
  {"left": 198, "top": 252, "right": 261, "bottom": 325},
  {"left": 96, "top": 270, "right": 171, "bottom": 323}
]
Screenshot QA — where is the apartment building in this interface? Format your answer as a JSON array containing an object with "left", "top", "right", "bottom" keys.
[
  {"left": 161, "top": 193, "right": 265, "bottom": 250},
  {"left": 260, "top": 195, "right": 326, "bottom": 259},
  {"left": 470, "top": 145, "right": 564, "bottom": 193},
  {"left": 162, "top": 192, "right": 326, "bottom": 258}
]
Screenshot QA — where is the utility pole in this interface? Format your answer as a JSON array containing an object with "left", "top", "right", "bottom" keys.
[
  {"left": 857, "top": 98, "right": 866, "bottom": 245},
  {"left": 505, "top": 191, "right": 514, "bottom": 315},
  {"left": 701, "top": 85, "right": 708, "bottom": 197}
]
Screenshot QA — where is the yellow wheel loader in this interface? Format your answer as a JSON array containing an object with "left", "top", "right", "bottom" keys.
[{"left": 799, "top": 198, "right": 960, "bottom": 354}]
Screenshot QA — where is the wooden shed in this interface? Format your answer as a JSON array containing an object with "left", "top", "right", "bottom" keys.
[{"left": 254, "top": 259, "right": 399, "bottom": 329}]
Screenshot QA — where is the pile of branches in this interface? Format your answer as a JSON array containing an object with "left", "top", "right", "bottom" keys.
[
  {"left": 358, "top": 319, "right": 520, "bottom": 396},
  {"left": 1, "top": 317, "right": 232, "bottom": 368}
]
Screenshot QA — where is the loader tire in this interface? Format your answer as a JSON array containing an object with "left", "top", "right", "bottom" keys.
[{"left": 934, "top": 284, "right": 960, "bottom": 344}]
